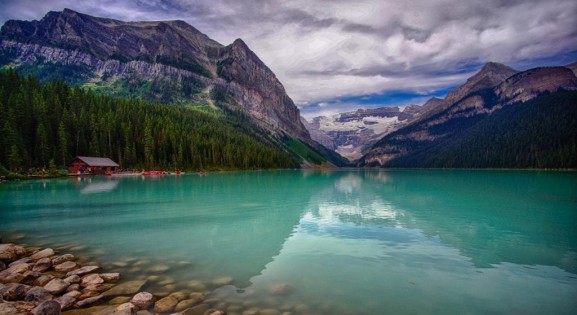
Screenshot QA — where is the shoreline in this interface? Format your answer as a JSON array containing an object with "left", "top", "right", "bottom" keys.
[{"left": 0, "top": 236, "right": 297, "bottom": 315}]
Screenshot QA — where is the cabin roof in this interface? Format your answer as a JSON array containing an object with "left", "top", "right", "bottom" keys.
[{"left": 74, "top": 156, "right": 119, "bottom": 167}]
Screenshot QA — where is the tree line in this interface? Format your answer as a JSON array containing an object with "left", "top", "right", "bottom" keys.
[{"left": 0, "top": 69, "right": 299, "bottom": 173}]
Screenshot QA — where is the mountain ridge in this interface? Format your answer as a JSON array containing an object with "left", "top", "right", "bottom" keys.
[
  {"left": 0, "top": 9, "right": 347, "bottom": 166},
  {"left": 359, "top": 62, "right": 577, "bottom": 168}
]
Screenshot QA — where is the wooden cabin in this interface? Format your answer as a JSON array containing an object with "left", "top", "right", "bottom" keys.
[{"left": 68, "top": 156, "right": 119, "bottom": 175}]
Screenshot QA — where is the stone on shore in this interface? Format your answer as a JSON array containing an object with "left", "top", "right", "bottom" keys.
[
  {"left": 130, "top": 291, "right": 156, "bottom": 309},
  {"left": 81, "top": 273, "right": 104, "bottom": 287},
  {"left": 30, "top": 248, "right": 55, "bottom": 261},
  {"left": 63, "top": 274, "right": 81, "bottom": 284},
  {"left": 1, "top": 283, "right": 30, "bottom": 300},
  {"left": 54, "top": 295, "right": 77, "bottom": 310},
  {"left": 52, "top": 254, "right": 75, "bottom": 265},
  {"left": 44, "top": 278, "right": 69, "bottom": 295},
  {"left": 6, "top": 261, "right": 32, "bottom": 274},
  {"left": 102, "top": 279, "right": 147, "bottom": 297},
  {"left": 0, "top": 271, "right": 25, "bottom": 283},
  {"left": 24, "top": 286, "right": 53, "bottom": 303},
  {"left": 33, "top": 257, "right": 53, "bottom": 272},
  {"left": 66, "top": 265, "right": 100, "bottom": 277},
  {"left": 54, "top": 261, "right": 77, "bottom": 272},
  {"left": 100, "top": 272, "right": 121, "bottom": 282},
  {"left": 31, "top": 300, "right": 61, "bottom": 315},
  {"left": 0, "top": 243, "right": 27, "bottom": 261}
]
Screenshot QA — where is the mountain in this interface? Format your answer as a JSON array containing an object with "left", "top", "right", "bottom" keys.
[
  {"left": 360, "top": 62, "right": 577, "bottom": 168},
  {"left": 0, "top": 9, "right": 345, "bottom": 167},
  {"left": 304, "top": 104, "right": 434, "bottom": 160}
]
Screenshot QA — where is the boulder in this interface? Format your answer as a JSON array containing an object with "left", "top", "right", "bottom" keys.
[
  {"left": 101, "top": 273, "right": 121, "bottom": 282},
  {"left": 31, "top": 300, "right": 61, "bottom": 315},
  {"left": 6, "top": 262, "right": 32, "bottom": 274},
  {"left": 52, "top": 254, "right": 75, "bottom": 266},
  {"left": 154, "top": 295, "right": 179, "bottom": 313},
  {"left": 84, "top": 283, "right": 115, "bottom": 292},
  {"left": 81, "top": 273, "right": 104, "bottom": 287},
  {"left": 211, "top": 276, "right": 233, "bottom": 286},
  {"left": 116, "top": 302, "right": 137, "bottom": 314},
  {"left": 102, "top": 280, "right": 147, "bottom": 297},
  {"left": 31, "top": 248, "right": 55, "bottom": 261},
  {"left": 9, "top": 256, "right": 32, "bottom": 267},
  {"left": 0, "top": 300, "right": 36, "bottom": 313},
  {"left": 0, "top": 243, "right": 27, "bottom": 261},
  {"left": 33, "top": 257, "right": 53, "bottom": 272},
  {"left": 79, "top": 290, "right": 101, "bottom": 300},
  {"left": 66, "top": 265, "right": 100, "bottom": 277},
  {"left": 54, "top": 295, "right": 76, "bottom": 310},
  {"left": 22, "top": 270, "right": 43, "bottom": 285},
  {"left": 0, "top": 270, "right": 25, "bottom": 283},
  {"left": 1, "top": 283, "right": 30, "bottom": 300},
  {"left": 54, "top": 261, "right": 77, "bottom": 273},
  {"left": 175, "top": 299, "right": 202, "bottom": 312},
  {"left": 66, "top": 283, "right": 80, "bottom": 292},
  {"left": 177, "top": 303, "right": 209, "bottom": 315},
  {"left": 24, "top": 286, "right": 53, "bottom": 303},
  {"left": 34, "top": 274, "right": 55, "bottom": 287},
  {"left": 130, "top": 291, "right": 156, "bottom": 309},
  {"left": 0, "top": 260, "right": 5, "bottom": 271},
  {"left": 63, "top": 274, "right": 81, "bottom": 284},
  {"left": 76, "top": 294, "right": 103, "bottom": 307},
  {"left": 44, "top": 278, "right": 69, "bottom": 295},
  {"left": 64, "top": 290, "right": 82, "bottom": 298}
]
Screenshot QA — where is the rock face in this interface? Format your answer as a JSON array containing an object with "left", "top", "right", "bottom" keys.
[
  {"left": 304, "top": 104, "right": 433, "bottom": 160},
  {"left": 0, "top": 8, "right": 311, "bottom": 144},
  {"left": 360, "top": 62, "right": 577, "bottom": 167}
]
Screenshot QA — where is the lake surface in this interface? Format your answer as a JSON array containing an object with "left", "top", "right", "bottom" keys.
[{"left": 1, "top": 170, "right": 576, "bottom": 314}]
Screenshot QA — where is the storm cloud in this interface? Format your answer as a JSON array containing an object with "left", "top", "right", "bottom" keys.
[{"left": 1, "top": 0, "right": 576, "bottom": 117}]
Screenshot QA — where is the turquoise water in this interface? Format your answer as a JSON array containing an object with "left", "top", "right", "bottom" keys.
[{"left": 1, "top": 170, "right": 576, "bottom": 314}]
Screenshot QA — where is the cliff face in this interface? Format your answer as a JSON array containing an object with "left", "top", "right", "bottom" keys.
[
  {"left": 0, "top": 9, "right": 311, "bottom": 143},
  {"left": 360, "top": 62, "right": 577, "bottom": 167},
  {"left": 215, "top": 39, "right": 310, "bottom": 140}
]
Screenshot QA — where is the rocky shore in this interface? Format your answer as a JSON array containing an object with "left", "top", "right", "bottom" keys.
[{"left": 0, "top": 242, "right": 234, "bottom": 315}]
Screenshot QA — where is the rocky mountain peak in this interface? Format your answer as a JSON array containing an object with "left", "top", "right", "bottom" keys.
[
  {"left": 444, "top": 62, "right": 518, "bottom": 104},
  {"left": 0, "top": 9, "right": 313, "bottom": 145}
]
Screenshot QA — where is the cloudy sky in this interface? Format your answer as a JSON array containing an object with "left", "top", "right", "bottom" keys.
[{"left": 1, "top": 0, "right": 576, "bottom": 118}]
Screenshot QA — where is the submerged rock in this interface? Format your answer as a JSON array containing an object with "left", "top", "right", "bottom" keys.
[
  {"left": 154, "top": 295, "right": 179, "bottom": 313},
  {"left": 212, "top": 276, "right": 233, "bottom": 286},
  {"left": 102, "top": 280, "right": 147, "bottom": 297}
]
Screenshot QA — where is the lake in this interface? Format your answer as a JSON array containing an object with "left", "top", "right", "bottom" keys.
[{"left": 1, "top": 170, "right": 576, "bottom": 314}]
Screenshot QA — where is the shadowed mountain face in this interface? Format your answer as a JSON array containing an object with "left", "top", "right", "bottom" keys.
[
  {"left": 360, "top": 62, "right": 577, "bottom": 168},
  {"left": 0, "top": 9, "right": 312, "bottom": 144}
]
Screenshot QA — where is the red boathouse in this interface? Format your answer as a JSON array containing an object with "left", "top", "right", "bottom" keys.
[{"left": 68, "top": 156, "right": 119, "bottom": 175}]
